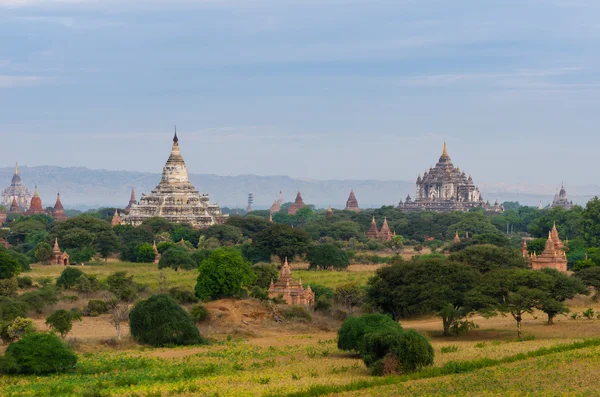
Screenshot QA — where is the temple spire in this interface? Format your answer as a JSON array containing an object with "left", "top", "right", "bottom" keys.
[
  {"left": 173, "top": 125, "right": 178, "bottom": 143},
  {"left": 15, "top": 162, "right": 18, "bottom": 175},
  {"left": 442, "top": 141, "right": 448, "bottom": 156}
]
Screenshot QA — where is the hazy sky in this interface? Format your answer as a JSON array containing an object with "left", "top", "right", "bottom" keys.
[{"left": 1, "top": 0, "right": 600, "bottom": 186}]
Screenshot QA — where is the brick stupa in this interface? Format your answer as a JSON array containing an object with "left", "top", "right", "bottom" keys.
[
  {"left": 26, "top": 187, "right": 45, "bottom": 215},
  {"left": 268, "top": 257, "right": 314, "bottom": 306},
  {"left": 52, "top": 193, "right": 67, "bottom": 221},
  {"left": 379, "top": 217, "right": 393, "bottom": 241},
  {"left": 344, "top": 190, "right": 360, "bottom": 212},
  {"left": 525, "top": 223, "right": 567, "bottom": 272},
  {"left": 287, "top": 191, "right": 306, "bottom": 215},
  {"left": 366, "top": 216, "right": 379, "bottom": 239}
]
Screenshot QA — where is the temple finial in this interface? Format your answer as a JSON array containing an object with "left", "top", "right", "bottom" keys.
[
  {"left": 442, "top": 141, "right": 448, "bottom": 156},
  {"left": 15, "top": 162, "right": 18, "bottom": 175},
  {"left": 173, "top": 125, "right": 178, "bottom": 143}
]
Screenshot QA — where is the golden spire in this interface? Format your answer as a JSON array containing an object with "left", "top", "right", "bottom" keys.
[
  {"left": 442, "top": 141, "right": 448, "bottom": 156},
  {"left": 15, "top": 162, "right": 18, "bottom": 175}
]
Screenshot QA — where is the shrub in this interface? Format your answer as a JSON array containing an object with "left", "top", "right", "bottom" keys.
[
  {"left": 0, "top": 332, "right": 77, "bottom": 374},
  {"left": 169, "top": 287, "right": 199, "bottom": 304},
  {"left": 314, "top": 296, "right": 332, "bottom": 312},
  {"left": 307, "top": 284, "right": 335, "bottom": 300},
  {"left": 17, "top": 276, "right": 33, "bottom": 289},
  {"left": 0, "top": 278, "right": 18, "bottom": 297},
  {"left": 135, "top": 243, "right": 156, "bottom": 263},
  {"left": 195, "top": 249, "right": 256, "bottom": 301},
  {"left": 583, "top": 308, "right": 595, "bottom": 320},
  {"left": 0, "top": 250, "right": 21, "bottom": 280},
  {"left": 76, "top": 274, "right": 101, "bottom": 296},
  {"left": 6, "top": 317, "right": 36, "bottom": 341},
  {"left": 56, "top": 267, "right": 84, "bottom": 290},
  {"left": 307, "top": 244, "right": 349, "bottom": 270},
  {"left": 337, "top": 313, "right": 401, "bottom": 352},
  {"left": 83, "top": 300, "right": 109, "bottom": 317},
  {"left": 37, "top": 277, "right": 53, "bottom": 287},
  {"left": 105, "top": 272, "right": 137, "bottom": 302},
  {"left": 363, "top": 327, "right": 434, "bottom": 375},
  {"left": 252, "top": 262, "right": 279, "bottom": 289},
  {"left": 129, "top": 294, "right": 203, "bottom": 347},
  {"left": 18, "top": 287, "right": 58, "bottom": 317},
  {"left": 249, "top": 286, "right": 269, "bottom": 301},
  {"left": 281, "top": 306, "right": 312, "bottom": 322},
  {"left": 158, "top": 248, "right": 196, "bottom": 271},
  {"left": 440, "top": 345, "right": 459, "bottom": 354},
  {"left": 46, "top": 309, "right": 82, "bottom": 339},
  {"left": 189, "top": 304, "right": 210, "bottom": 323}
]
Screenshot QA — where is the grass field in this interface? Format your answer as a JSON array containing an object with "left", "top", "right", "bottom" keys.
[{"left": 5, "top": 262, "right": 600, "bottom": 396}]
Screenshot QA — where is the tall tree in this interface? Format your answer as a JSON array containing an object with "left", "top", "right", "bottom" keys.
[
  {"left": 252, "top": 223, "right": 311, "bottom": 263},
  {"left": 581, "top": 197, "right": 600, "bottom": 247}
]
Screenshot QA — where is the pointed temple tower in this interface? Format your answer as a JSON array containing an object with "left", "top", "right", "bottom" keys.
[
  {"left": 268, "top": 257, "right": 314, "bottom": 306},
  {"left": 125, "top": 188, "right": 137, "bottom": 213},
  {"left": 26, "top": 187, "right": 45, "bottom": 215},
  {"left": 52, "top": 238, "right": 70, "bottom": 266},
  {"left": 379, "top": 217, "right": 393, "bottom": 241},
  {"left": 344, "top": 190, "right": 360, "bottom": 212},
  {"left": 121, "top": 131, "right": 227, "bottom": 228},
  {"left": 398, "top": 143, "right": 501, "bottom": 213},
  {"left": 52, "top": 193, "right": 67, "bottom": 221},
  {"left": 9, "top": 198, "right": 20, "bottom": 214},
  {"left": 111, "top": 209, "right": 122, "bottom": 227},
  {"left": 550, "top": 183, "right": 574, "bottom": 210},
  {"left": 2, "top": 163, "right": 32, "bottom": 212},
  {"left": 524, "top": 223, "right": 568, "bottom": 272},
  {"left": 366, "top": 216, "right": 379, "bottom": 239},
  {"left": 288, "top": 191, "right": 306, "bottom": 215},
  {"left": 325, "top": 205, "right": 333, "bottom": 218},
  {"left": 269, "top": 200, "right": 281, "bottom": 214}
]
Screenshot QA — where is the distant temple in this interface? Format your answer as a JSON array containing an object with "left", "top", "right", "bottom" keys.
[
  {"left": 270, "top": 191, "right": 283, "bottom": 213},
  {"left": 550, "top": 184, "right": 574, "bottom": 210},
  {"left": 52, "top": 238, "right": 70, "bottom": 266},
  {"left": 125, "top": 188, "right": 137, "bottom": 213},
  {"left": 523, "top": 223, "right": 567, "bottom": 272},
  {"left": 121, "top": 131, "right": 227, "bottom": 228},
  {"left": 1, "top": 163, "right": 32, "bottom": 212},
  {"left": 453, "top": 231, "right": 461, "bottom": 244},
  {"left": 268, "top": 257, "right": 314, "bottom": 306},
  {"left": 398, "top": 143, "right": 501, "bottom": 213},
  {"left": 52, "top": 193, "right": 67, "bottom": 221},
  {"left": 25, "top": 187, "right": 45, "bottom": 216},
  {"left": 366, "top": 216, "right": 394, "bottom": 241},
  {"left": 366, "top": 216, "right": 379, "bottom": 239},
  {"left": 111, "top": 209, "right": 122, "bottom": 227},
  {"left": 344, "top": 190, "right": 360, "bottom": 212},
  {"left": 325, "top": 205, "right": 333, "bottom": 218},
  {"left": 288, "top": 191, "right": 306, "bottom": 215}
]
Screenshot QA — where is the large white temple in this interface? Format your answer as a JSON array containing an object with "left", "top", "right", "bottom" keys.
[{"left": 120, "top": 132, "right": 227, "bottom": 228}]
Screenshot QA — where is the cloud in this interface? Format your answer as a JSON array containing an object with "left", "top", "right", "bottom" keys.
[{"left": 0, "top": 75, "right": 46, "bottom": 87}]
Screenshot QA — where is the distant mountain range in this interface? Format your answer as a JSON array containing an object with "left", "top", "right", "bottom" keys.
[{"left": 0, "top": 166, "right": 597, "bottom": 210}]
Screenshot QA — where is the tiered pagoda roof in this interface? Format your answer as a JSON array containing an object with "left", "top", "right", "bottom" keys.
[
  {"left": 366, "top": 216, "right": 379, "bottom": 239},
  {"left": 2, "top": 163, "right": 32, "bottom": 212},
  {"left": 52, "top": 193, "right": 67, "bottom": 221},
  {"left": 344, "top": 190, "right": 360, "bottom": 212},
  {"left": 26, "top": 187, "right": 45, "bottom": 215},
  {"left": 379, "top": 217, "right": 392, "bottom": 241},
  {"left": 288, "top": 191, "right": 306, "bottom": 215},
  {"left": 268, "top": 257, "right": 314, "bottom": 306}
]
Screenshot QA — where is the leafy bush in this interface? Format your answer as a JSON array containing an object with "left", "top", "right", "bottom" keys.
[
  {"left": 583, "top": 308, "right": 595, "bottom": 320},
  {"left": 46, "top": 309, "right": 82, "bottom": 338},
  {"left": 440, "top": 345, "right": 459, "bottom": 354},
  {"left": 281, "top": 306, "right": 312, "bottom": 322},
  {"left": 195, "top": 249, "right": 256, "bottom": 301},
  {"left": 189, "top": 304, "right": 210, "bottom": 323},
  {"left": 0, "top": 249, "right": 21, "bottom": 280},
  {"left": 83, "top": 300, "right": 109, "bottom": 317},
  {"left": 129, "top": 294, "right": 204, "bottom": 347},
  {"left": 56, "top": 267, "right": 84, "bottom": 290},
  {"left": 252, "top": 262, "right": 279, "bottom": 289},
  {"left": 337, "top": 313, "right": 401, "bottom": 352},
  {"left": 0, "top": 278, "right": 18, "bottom": 297},
  {"left": 17, "top": 276, "right": 33, "bottom": 289},
  {"left": 306, "top": 284, "right": 334, "bottom": 300},
  {"left": 314, "top": 296, "right": 332, "bottom": 312},
  {"left": 76, "top": 274, "right": 101, "bottom": 296},
  {"left": 18, "top": 286, "right": 58, "bottom": 317},
  {"left": 249, "top": 286, "right": 269, "bottom": 301},
  {"left": 158, "top": 248, "right": 196, "bottom": 271},
  {"left": 307, "top": 244, "right": 349, "bottom": 270},
  {"left": 0, "top": 332, "right": 77, "bottom": 374},
  {"left": 169, "top": 287, "right": 199, "bottom": 304},
  {"left": 105, "top": 272, "right": 137, "bottom": 302},
  {"left": 6, "top": 317, "right": 36, "bottom": 341}
]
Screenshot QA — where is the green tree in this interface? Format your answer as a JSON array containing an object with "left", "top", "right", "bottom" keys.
[
  {"left": 6, "top": 317, "right": 36, "bottom": 341},
  {"left": 205, "top": 224, "right": 243, "bottom": 245},
  {"left": 574, "top": 267, "right": 600, "bottom": 300},
  {"left": 225, "top": 216, "right": 271, "bottom": 238},
  {"left": 18, "top": 287, "right": 59, "bottom": 317},
  {"left": 335, "top": 282, "right": 365, "bottom": 315},
  {"left": 252, "top": 223, "right": 312, "bottom": 263},
  {"left": 527, "top": 238, "right": 547, "bottom": 255},
  {"left": 366, "top": 257, "right": 479, "bottom": 336},
  {"left": 337, "top": 313, "right": 401, "bottom": 352},
  {"left": 0, "top": 278, "right": 18, "bottom": 297},
  {"left": 1, "top": 332, "right": 77, "bottom": 374},
  {"left": 581, "top": 197, "right": 600, "bottom": 247},
  {"left": 129, "top": 294, "right": 203, "bottom": 347},
  {"left": 195, "top": 249, "right": 256, "bottom": 301},
  {"left": 469, "top": 268, "right": 553, "bottom": 338},
  {"left": 55, "top": 267, "right": 84, "bottom": 290},
  {"left": 449, "top": 244, "right": 527, "bottom": 274},
  {"left": 538, "top": 268, "right": 588, "bottom": 325},
  {"left": 34, "top": 242, "right": 53, "bottom": 263},
  {"left": 252, "top": 262, "right": 279, "bottom": 289},
  {"left": 45, "top": 309, "right": 82, "bottom": 338},
  {"left": 105, "top": 272, "right": 137, "bottom": 302},
  {"left": 388, "top": 235, "right": 405, "bottom": 254},
  {"left": 307, "top": 244, "right": 349, "bottom": 270},
  {"left": 0, "top": 250, "right": 21, "bottom": 280},
  {"left": 135, "top": 243, "right": 156, "bottom": 263},
  {"left": 97, "top": 231, "right": 120, "bottom": 262},
  {"left": 158, "top": 248, "right": 196, "bottom": 271}
]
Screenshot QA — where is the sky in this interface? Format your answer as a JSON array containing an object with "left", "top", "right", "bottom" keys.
[{"left": 1, "top": 0, "right": 600, "bottom": 187}]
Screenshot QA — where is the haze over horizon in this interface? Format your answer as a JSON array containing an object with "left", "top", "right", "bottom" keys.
[{"left": 2, "top": 0, "right": 600, "bottom": 186}]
